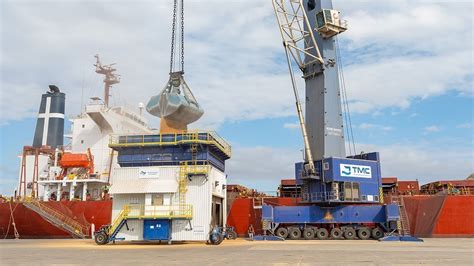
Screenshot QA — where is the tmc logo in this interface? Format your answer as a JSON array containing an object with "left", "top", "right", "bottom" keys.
[{"left": 340, "top": 164, "right": 372, "bottom": 178}]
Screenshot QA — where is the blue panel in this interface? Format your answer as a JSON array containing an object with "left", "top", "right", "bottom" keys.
[
  {"left": 262, "top": 205, "right": 273, "bottom": 220},
  {"left": 385, "top": 203, "right": 400, "bottom": 221},
  {"left": 294, "top": 162, "right": 304, "bottom": 185},
  {"left": 266, "top": 204, "right": 393, "bottom": 224},
  {"left": 143, "top": 219, "right": 170, "bottom": 240}
]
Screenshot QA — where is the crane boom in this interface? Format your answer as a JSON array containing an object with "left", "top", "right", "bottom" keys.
[
  {"left": 272, "top": 0, "right": 348, "bottom": 178},
  {"left": 272, "top": 0, "right": 325, "bottom": 177}
]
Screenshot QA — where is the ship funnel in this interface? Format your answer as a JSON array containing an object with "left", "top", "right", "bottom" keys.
[
  {"left": 32, "top": 85, "right": 65, "bottom": 148},
  {"left": 146, "top": 71, "right": 204, "bottom": 133}
]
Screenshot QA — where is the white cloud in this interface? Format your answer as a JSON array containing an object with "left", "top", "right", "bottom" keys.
[
  {"left": 0, "top": 0, "right": 290, "bottom": 128},
  {"left": 457, "top": 123, "right": 473, "bottom": 129},
  {"left": 358, "top": 123, "right": 392, "bottom": 131},
  {"left": 424, "top": 125, "right": 441, "bottom": 133},
  {"left": 283, "top": 122, "right": 299, "bottom": 129},
  {"left": 1, "top": 0, "right": 472, "bottom": 125},
  {"left": 339, "top": 0, "right": 473, "bottom": 114},
  {"left": 358, "top": 142, "right": 474, "bottom": 185},
  {"left": 226, "top": 146, "right": 302, "bottom": 192},
  {"left": 225, "top": 141, "right": 473, "bottom": 192}
]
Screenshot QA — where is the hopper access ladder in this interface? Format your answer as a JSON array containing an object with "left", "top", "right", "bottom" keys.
[
  {"left": 379, "top": 196, "right": 422, "bottom": 241},
  {"left": 391, "top": 196, "right": 411, "bottom": 236},
  {"left": 23, "top": 199, "right": 90, "bottom": 238}
]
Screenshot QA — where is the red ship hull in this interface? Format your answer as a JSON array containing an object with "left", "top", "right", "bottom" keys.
[{"left": 0, "top": 200, "right": 111, "bottom": 239}]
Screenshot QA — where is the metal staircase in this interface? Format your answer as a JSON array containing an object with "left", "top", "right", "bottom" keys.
[
  {"left": 391, "top": 196, "right": 411, "bottom": 236},
  {"left": 379, "top": 195, "right": 423, "bottom": 242},
  {"left": 107, "top": 206, "right": 130, "bottom": 239},
  {"left": 23, "top": 199, "right": 89, "bottom": 238}
]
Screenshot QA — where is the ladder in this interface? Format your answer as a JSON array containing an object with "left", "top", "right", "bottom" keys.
[
  {"left": 23, "top": 200, "right": 89, "bottom": 238},
  {"left": 190, "top": 143, "right": 198, "bottom": 162},
  {"left": 178, "top": 161, "right": 208, "bottom": 216},
  {"left": 392, "top": 195, "right": 411, "bottom": 236},
  {"left": 178, "top": 163, "right": 189, "bottom": 210}
]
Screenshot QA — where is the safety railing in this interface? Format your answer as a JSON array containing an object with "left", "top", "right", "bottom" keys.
[
  {"left": 180, "top": 161, "right": 210, "bottom": 175},
  {"left": 301, "top": 192, "right": 343, "bottom": 202},
  {"left": 301, "top": 192, "right": 379, "bottom": 203},
  {"left": 108, "top": 206, "right": 129, "bottom": 235},
  {"left": 118, "top": 204, "right": 193, "bottom": 220},
  {"left": 23, "top": 198, "right": 89, "bottom": 237},
  {"left": 109, "top": 130, "right": 231, "bottom": 158}
]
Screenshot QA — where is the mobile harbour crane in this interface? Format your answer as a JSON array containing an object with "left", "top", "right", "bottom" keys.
[{"left": 261, "top": 0, "right": 421, "bottom": 241}]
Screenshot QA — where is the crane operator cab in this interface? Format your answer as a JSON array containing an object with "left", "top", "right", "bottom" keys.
[{"left": 315, "top": 9, "right": 348, "bottom": 38}]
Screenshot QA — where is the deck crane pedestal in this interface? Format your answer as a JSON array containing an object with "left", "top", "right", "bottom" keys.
[{"left": 262, "top": 0, "right": 421, "bottom": 241}]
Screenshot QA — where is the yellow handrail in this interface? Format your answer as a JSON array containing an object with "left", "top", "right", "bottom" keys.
[
  {"left": 108, "top": 205, "right": 129, "bottom": 235},
  {"left": 109, "top": 131, "right": 231, "bottom": 157},
  {"left": 23, "top": 198, "right": 88, "bottom": 235}
]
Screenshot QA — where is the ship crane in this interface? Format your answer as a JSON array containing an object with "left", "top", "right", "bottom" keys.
[{"left": 94, "top": 54, "right": 121, "bottom": 107}]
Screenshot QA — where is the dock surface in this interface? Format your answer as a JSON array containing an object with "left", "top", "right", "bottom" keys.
[{"left": 1, "top": 238, "right": 473, "bottom": 265}]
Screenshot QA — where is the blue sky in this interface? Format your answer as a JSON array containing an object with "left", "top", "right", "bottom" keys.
[{"left": 1, "top": 0, "right": 473, "bottom": 195}]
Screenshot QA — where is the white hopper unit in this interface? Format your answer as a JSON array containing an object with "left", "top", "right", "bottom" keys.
[{"left": 109, "top": 165, "right": 227, "bottom": 242}]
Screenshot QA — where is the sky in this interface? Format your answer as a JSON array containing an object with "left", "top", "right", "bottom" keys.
[{"left": 0, "top": 0, "right": 473, "bottom": 195}]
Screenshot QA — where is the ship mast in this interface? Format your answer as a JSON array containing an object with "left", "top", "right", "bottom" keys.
[{"left": 94, "top": 54, "right": 120, "bottom": 107}]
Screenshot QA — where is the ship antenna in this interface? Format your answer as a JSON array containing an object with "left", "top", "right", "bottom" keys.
[{"left": 93, "top": 54, "right": 120, "bottom": 107}]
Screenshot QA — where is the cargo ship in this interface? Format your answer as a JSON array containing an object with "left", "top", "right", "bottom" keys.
[{"left": 0, "top": 55, "right": 151, "bottom": 239}]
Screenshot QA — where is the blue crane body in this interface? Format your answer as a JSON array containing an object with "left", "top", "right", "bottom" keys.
[{"left": 264, "top": 0, "right": 404, "bottom": 240}]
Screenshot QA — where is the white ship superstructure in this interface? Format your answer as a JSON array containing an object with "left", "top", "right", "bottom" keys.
[{"left": 18, "top": 55, "right": 152, "bottom": 202}]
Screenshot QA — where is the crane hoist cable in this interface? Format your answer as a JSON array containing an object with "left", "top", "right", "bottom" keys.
[
  {"left": 169, "top": 0, "right": 185, "bottom": 73},
  {"left": 335, "top": 37, "right": 356, "bottom": 156}
]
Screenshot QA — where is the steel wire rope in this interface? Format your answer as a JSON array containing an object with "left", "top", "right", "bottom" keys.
[{"left": 336, "top": 37, "right": 356, "bottom": 155}]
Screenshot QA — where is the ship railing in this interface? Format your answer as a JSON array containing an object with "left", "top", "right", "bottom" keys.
[
  {"left": 108, "top": 130, "right": 231, "bottom": 158},
  {"left": 419, "top": 187, "right": 474, "bottom": 195},
  {"left": 123, "top": 204, "right": 193, "bottom": 220}
]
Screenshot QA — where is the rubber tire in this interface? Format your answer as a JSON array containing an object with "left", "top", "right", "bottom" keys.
[
  {"left": 330, "top": 228, "right": 343, "bottom": 239},
  {"left": 209, "top": 233, "right": 224, "bottom": 245},
  {"left": 357, "top": 227, "right": 371, "bottom": 240},
  {"left": 303, "top": 228, "right": 315, "bottom": 240},
  {"left": 227, "top": 230, "right": 237, "bottom": 240},
  {"left": 276, "top": 227, "right": 289, "bottom": 239},
  {"left": 344, "top": 228, "right": 356, "bottom": 240},
  {"left": 289, "top": 227, "right": 302, "bottom": 239},
  {"left": 372, "top": 227, "right": 384, "bottom": 240},
  {"left": 94, "top": 232, "right": 109, "bottom": 245},
  {"left": 316, "top": 228, "right": 329, "bottom": 240}
]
